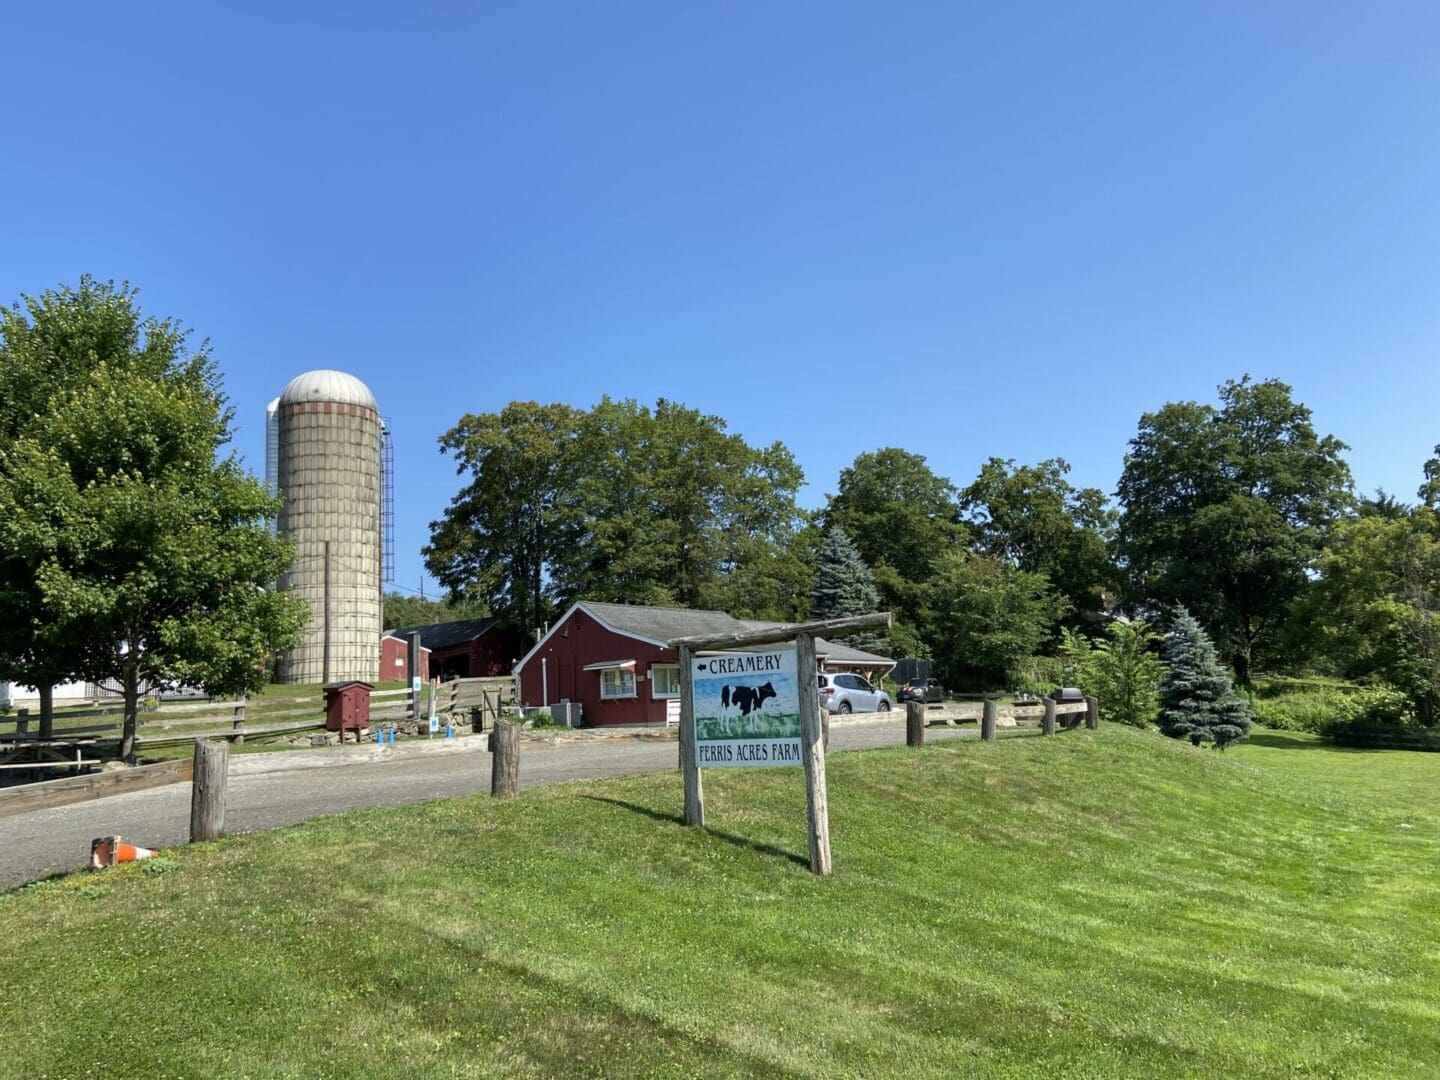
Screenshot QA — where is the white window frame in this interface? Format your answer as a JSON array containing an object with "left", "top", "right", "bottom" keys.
[
  {"left": 650, "top": 664, "right": 680, "bottom": 700},
  {"left": 600, "top": 667, "right": 637, "bottom": 700}
]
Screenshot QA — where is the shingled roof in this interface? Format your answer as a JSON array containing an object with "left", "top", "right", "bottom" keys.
[
  {"left": 579, "top": 602, "right": 892, "bottom": 666},
  {"left": 385, "top": 616, "right": 499, "bottom": 651},
  {"left": 580, "top": 601, "right": 750, "bottom": 643}
]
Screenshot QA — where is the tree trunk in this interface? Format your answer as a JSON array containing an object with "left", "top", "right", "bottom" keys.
[
  {"left": 119, "top": 664, "right": 140, "bottom": 764},
  {"left": 38, "top": 683, "right": 54, "bottom": 742},
  {"left": 1233, "top": 650, "right": 1250, "bottom": 686}
]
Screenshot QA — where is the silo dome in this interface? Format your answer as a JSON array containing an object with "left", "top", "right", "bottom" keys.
[{"left": 279, "top": 369, "right": 378, "bottom": 411}]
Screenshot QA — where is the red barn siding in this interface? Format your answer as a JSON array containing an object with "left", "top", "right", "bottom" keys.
[
  {"left": 380, "top": 634, "right": 429, "bottom": 681},
  {"left": 428, "top": 630, "right": 524, "bottom": 680},
  {"left": 517, "top": 608, "right": 677, "bottom": 726}
]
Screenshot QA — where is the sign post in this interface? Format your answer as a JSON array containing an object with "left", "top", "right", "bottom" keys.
[
  {"left": 795, "top": 632, "right": 831, "bottom": 875},
  {"left": 669, "top": 611, "right": 891, "bottom": 877},
  {"left": 679, "top": 644, "right": 704, "bottom": 827}
]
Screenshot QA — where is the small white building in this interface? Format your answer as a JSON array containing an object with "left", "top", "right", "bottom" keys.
[{"left": 0, "top": 680, "right": 96, "bottom": 710}]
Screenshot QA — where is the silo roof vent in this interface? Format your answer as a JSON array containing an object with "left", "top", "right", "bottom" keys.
[{"left": 279, "top": 369, "right": 378, "bottom": 411}]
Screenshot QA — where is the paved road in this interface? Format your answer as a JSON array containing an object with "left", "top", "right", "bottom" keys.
[{"left": 0, "top": 718, "right": 973, "bottom": 886}]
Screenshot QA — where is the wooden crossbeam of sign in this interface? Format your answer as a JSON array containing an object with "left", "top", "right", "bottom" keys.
[
  {"left": 669, "top": 611, "right": 892, "bottom": 876},
  {"left": 668, "top": 612, "right": 892, "bottom": 652}
]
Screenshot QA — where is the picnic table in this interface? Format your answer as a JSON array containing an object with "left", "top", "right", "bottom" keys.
[{"left": 0, "top": 737, "right": 103, "bottom": 777}]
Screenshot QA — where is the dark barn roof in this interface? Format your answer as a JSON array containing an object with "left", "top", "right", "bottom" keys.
[{"left": 385, "top": 617, "right": 498, "bottom": 651}]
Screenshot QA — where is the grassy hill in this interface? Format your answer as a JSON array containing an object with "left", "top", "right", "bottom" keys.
[{"left": 2, "top": 727, "right": 1437, "bottom": 1078}]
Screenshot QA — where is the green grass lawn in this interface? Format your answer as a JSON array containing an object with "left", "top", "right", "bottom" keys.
[{"left": 3, "top": 726, "right": 1437, "bottom": 1078}]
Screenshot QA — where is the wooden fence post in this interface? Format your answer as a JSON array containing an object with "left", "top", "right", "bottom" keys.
[
  {"left": 189, "top": 739, "right": 228, "bottom": 842},
  {"left": 1085, "top": 695, "right": 1099, "bottom": 730},
  {"left": 1042, "top": 697, "right": 1056, "bottom": 736},
  {"left": 982, "top": 698, "right": 998, "bottom": 742},
  {"left": 678, "top": 644, "right": 704, "bottom": 827},
  {"left": 796, "top": 632, "right": 832, "bottom": 876},
  {"left": 491, "top": 720, "right": 519, "bottom": 797},
  {"left": 15, "top": 708, "right": 29, "bottom": 736},
  {"left": 231, "top": 695, "right": 246, "bottom": 747},
  {"left": 906, "top": 701, "right": 926, "bottom": 747}
]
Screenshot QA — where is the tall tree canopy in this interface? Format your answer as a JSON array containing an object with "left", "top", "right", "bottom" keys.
[
  {"left": 0, "top": 279, "right": 307, "bottom": 758},
  {"left": 959, "top": 457, "right": 1115, "bottom": 625},
  {"left": 824, "top": 448, "right": 965, "bottom": 585},
  {"left": 424, "top": 401, "right": 583, "bottom": 636},
  {"left": 1116, "top": 377, "right": 1351, "bottom": 682},
  {"left": 425, "top": 397, "right": 810, "bottom": 631},
  {"left": 0, "top": 278, "right": 144, "bottom": 735}
]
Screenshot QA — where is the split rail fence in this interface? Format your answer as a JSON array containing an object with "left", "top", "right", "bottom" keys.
[{"left": 0, "top": 675, "right": 519, "bottom": 765}]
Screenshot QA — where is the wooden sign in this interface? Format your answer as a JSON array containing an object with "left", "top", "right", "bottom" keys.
[
  {"left": 692, "top": 646, "right": 802, "bottom": 767},
  {"left": 671, "top": 611, "right": 892, "bottom": 877}
]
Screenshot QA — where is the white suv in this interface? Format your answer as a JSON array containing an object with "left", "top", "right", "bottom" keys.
[{"left": 818, "top": 672, "right": 893, "bottom": 714}]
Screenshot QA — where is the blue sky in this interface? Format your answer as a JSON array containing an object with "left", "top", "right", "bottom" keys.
[{"left": 4, "top": 3, "right": 1438, "bottom": 595}]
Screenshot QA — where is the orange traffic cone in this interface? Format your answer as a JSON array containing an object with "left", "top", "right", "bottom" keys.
[{"left": 90, "top": 835, "right": 159, "bottom": 870}]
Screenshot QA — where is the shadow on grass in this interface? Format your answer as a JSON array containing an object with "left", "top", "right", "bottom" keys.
[
  {"left": 1245, "top": 730, "right": 1372, "bottom": 754},
  {"left": 583, "top": 796, "right": 809, "bottom": 869}
]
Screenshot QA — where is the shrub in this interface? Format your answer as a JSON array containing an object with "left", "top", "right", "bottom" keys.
[
  {"left": 1249, "top": 688, "right": 1360, "bottom": 733},
  {"left": 1327, "top": 688, "right": 1440, "bottom": 749},
  {"left": 1084, "top": 620, "right": 1165, "bottom": 728},
  {"left": 1013, "top": 655, "right": 1065, "bottom": 697}
]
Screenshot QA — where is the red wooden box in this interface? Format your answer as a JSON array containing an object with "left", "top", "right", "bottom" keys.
[{"left": 324, "top": 680, "right": 373, "bottom": 733}]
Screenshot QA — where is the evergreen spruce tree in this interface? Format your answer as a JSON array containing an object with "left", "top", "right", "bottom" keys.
[
  {"left": 811, "top": 526, "right": 885, "bottom": 652},
  {"left": 1157, "top": 607, "right": 1253, "bottom": 749}
]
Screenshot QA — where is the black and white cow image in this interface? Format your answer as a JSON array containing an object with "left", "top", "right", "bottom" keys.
[{"left": 719, "top": 681, "right": 777, "bottom": 716}]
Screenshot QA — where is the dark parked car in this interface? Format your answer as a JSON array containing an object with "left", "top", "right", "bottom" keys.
[{"left": 897, "top": 677, "right": 945, "bottom": 705}]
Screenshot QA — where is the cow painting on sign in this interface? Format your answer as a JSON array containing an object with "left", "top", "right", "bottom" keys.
[{"left": 719, "top": 682, "right": 776, "bottom": 716}]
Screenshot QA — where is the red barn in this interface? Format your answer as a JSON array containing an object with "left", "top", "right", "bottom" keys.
[
  {"left": 386, "top": 617, "right": 525, "bottom": 680},
  {"left": 379, "top": 633, "right": 430, "bottom": 682},
  {"left": 515, "top": 601, "right": 893, "bottom": 727}
]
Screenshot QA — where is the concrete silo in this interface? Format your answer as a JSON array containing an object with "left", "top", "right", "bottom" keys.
[{"left": 273, "top": 370, "right": 382, "bottom": 684}]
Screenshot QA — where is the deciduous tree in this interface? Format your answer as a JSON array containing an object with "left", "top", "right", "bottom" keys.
[
  {"left": 1116, "top": 378, "right": 1351, "bottom": 682},
  {"left": 0, "top": 280, "right": 307, "bottom": 759},
  {"left": 1297, "top": 509, "right": 1440, "bottom": 724},
  {"left": 824, "top": 448, "right": 965, "bottom": 583},
  {"left": 424, "top": 402, "right": 584, "bottom": 635},
  {"left": 382, "top": 592, "right": 490, "bottom": 631},
  {"left": 426, "top": 397, "right": 811, "bottom": 628},
  {"left": 920, "top": 550, "right": 1063, "bottom": 689},
  {"left": 960, "top": 457, "right": 1115, "bottom": 624}
]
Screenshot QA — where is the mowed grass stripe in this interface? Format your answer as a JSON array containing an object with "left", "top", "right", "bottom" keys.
[{"left": 1, "top": 726, "right": 1436, "bottom": 1078}]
